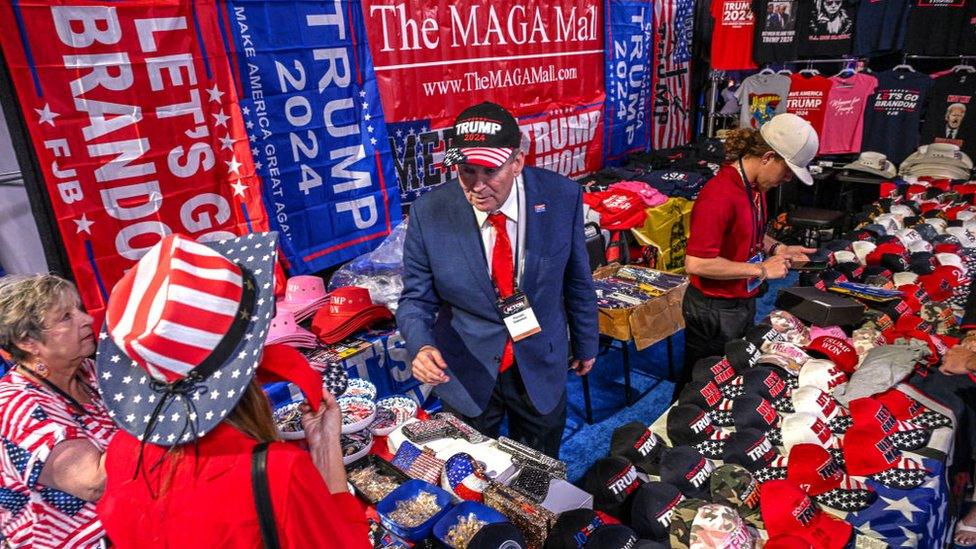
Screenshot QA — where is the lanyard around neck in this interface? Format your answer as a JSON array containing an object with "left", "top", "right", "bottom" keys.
[
  {"left": 17, "top": 365, "right": 92, "bottom": 416},
  {"left": 737, "top": 159, "right": 765, "bottom": 256}
]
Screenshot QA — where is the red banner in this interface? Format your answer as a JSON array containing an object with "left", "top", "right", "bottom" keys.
[
  {"left": 0, "top": 2, "right": 270, "bottom": 323},
  {"left": 362, "top": 0, "right": 606, "bottom": 199}
]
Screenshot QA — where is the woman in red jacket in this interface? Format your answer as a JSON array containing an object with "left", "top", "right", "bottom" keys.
[{"left": 94, "top": 232, "right": 370, "bottom": 548}]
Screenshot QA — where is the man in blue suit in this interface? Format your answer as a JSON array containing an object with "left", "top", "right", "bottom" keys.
[{"left": 397, "top": 102, "right": 598, "bottom": 457}]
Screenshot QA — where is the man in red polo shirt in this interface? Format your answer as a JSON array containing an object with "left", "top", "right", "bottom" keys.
[{"left": 675, "top": 114, "right": 819, "bottom": 400}]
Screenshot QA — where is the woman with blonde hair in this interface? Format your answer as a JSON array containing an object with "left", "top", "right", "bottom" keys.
[{"left": 0, "top": 274, "right": 115, "bottom": 548}]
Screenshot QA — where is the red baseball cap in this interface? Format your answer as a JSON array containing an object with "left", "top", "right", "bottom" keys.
[
  {"left": 848, "top": 397, "right": 927, "bottom": 436},
  {"left": 842, "top": 424, "right": 920, "bottom": 476},
  {"left": 804, "top": 336, "right": 858, "bottom": 375},
  {"left": 896, "top": 284, "right": 930, "bottom": 314},
  {"left": 787, "top": 444, "right": 853, "bottom": 496},
  {"left": 256, "top": 344, "right": 323, "bottom": 412},
  {"left": 311, "top": 286, "right": 393, "bottom": 344},
  {"left": 919, "top": 265, "right": 967, "bottom": 301},
  {"left": 874, "top": 389, "right": 925, "bottom": 421},
  {"left": 760, "top": 480, "right": 852, "bottom": 549},
  {"left": 765, "top": 534, "right": 814, "bottom": 549},
  {"left": 934, "top": 242, "right": 963, "bottom": 255}
]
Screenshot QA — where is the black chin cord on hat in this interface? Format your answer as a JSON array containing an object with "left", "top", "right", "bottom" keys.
[{"left": 130, "top": 269, "right": 257, "bottom": 498}]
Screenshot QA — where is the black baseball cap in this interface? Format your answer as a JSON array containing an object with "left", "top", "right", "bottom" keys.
[
  {"left": 582, "top": 457, "right": 644, "bottom": 522},
  {"left": 725, "top": 339, "right": 761, "bottom": 371},
  {"left": 583, "top": 525, "right": 638, "bottom": 549},
  {"left": 469, "top": 522, "right": 527, "bottom": 549},
  {"left": 544, "top": 508, "right": 604, "bottom": 549},
  {"left": 666, "top": 404, "right": 730, "bottom": 458},
  {"left": 909, "top": 252, "right": 938, "bottom": 275},
  {"left": 659, "top": 446, "right": 715, "bottom": 500},
  {"left": 444, "top": 102, "right": 522, "bottom": 168},
  {"left": 722, "top": 427, "right": 782, "bottom": 473},
  {"left": 691, "top": 356, "right": 738, "bottom": 386},
  {"left": 610, "top": 421, "right": 667, "bottom": 475},
  {"left": 630, "top": 481, "right": 685, "bottom": 541},
  {"left": 744, "top": 323, "right": 784, "bottom": 348}
]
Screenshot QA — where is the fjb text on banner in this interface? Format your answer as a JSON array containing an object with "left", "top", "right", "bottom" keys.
[
  {"left": 0, "top": 2, "right": 272, "bottom": 323},
  {"left": 651, "top": 0, "right": 694, "bottom": 149},
  {"left": 222, "top": 0, "right": 401, "bottom": 274},
  {"left": 362, "top": 0, "right": 607, "bottom": 203},
  {"left": 603, "top": 0, "right": 655, "bottom": 163}
]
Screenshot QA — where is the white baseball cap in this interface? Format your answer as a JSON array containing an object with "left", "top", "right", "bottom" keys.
[
  {"left": 798, "top": 359, "right": 848, "bottom": 395},
  {"left": 851, "top": 242, "right": 876, "bottom": 265},
  {"left": 781, "top": 412, "right": 844, "bottom": 454},
  {"left": 892, "top": 272, "right": 919, "bottom": 287},
  {"left": 760, "top": 113, "right": 819, "bottom": 186}
]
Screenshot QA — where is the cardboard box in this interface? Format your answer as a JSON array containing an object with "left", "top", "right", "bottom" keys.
[
  {"left": 774, "top": 287, "right": 865, "bottom": 327},
  {"left": 593, "top": 264, "right": 687, "bottom": 350}
]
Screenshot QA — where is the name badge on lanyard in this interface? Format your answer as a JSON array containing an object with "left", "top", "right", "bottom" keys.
[
  {"left": 495, "top": 290, "right": 542, "bottom": 341},
  {"left": 739, "top": 159, "right": 765, "bottom": 293}
]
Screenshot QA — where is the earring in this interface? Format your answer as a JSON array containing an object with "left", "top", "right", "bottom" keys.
[{"left": 33, "top": 361, "right": 50, "bottom": 378}]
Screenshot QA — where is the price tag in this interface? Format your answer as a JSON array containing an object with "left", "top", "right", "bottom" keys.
[{"left": 496, "top": 290, "right": 542, "bottom": 342}]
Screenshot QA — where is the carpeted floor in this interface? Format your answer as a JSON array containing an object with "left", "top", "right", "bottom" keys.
[{"left": 558, "top": 273, "right": 799, "bottom": 482}]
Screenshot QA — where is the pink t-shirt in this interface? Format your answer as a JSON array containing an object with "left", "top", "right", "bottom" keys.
[{"left": 820, "top": 73, "right": 878, "bottom": 154}]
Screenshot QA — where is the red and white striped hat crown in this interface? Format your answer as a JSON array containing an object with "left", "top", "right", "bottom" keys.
[{"left": 105, "top": 234, "right": 249, "bottom": 383}]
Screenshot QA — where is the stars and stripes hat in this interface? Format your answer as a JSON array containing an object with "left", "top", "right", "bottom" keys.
[
  {"left": 443, "top": 102, "right": 523, "bottom": 168},
  {"left": 96, "top": 232, "right": 278, "bottom": 447},
  {"left": 442, "top": 452, "right": 490, "bottom": 502}
]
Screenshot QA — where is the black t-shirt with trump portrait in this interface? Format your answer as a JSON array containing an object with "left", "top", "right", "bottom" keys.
[
  {"left": 752, "top": 0, "right": 800, "bottom": 63},
  {"left": 921, "top": 72, "right": 976, "bottom": 158},
  {"left": 796, "top": 0, "right": 858, "bottom": 58}
]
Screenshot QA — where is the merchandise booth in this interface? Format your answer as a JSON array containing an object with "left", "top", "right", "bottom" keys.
[{"left": 0, "top": 1, "right": 973, "bottom": 548}]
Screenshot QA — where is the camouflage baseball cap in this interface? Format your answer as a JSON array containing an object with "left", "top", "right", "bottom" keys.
[
  {"left": 668, "top": 498, "right": 708, "bottom": 549},
  {"left": 689, "top": 504, "right": 756, "bottom": 549},
  {"left": 710, "top": 464, "right": 763, "bottom": 530}
]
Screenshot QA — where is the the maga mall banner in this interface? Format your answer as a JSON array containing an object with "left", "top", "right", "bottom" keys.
[
  {"left": 0, "top": 2, "right": 272, "bottom": 322},
  {"left": 360, "top": 0, "right": 607, "bottom": 202}
]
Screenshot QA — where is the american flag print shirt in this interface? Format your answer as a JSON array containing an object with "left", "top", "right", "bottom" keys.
[{"left": 0, "top": 360, "right": 116, "bottom": 548}]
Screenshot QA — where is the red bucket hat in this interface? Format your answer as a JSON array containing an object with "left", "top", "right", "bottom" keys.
[{"left": 311, "top": 286, "right": 393, "bottom": 344}]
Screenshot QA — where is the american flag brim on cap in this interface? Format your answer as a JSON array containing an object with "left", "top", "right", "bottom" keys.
[
  {"left": 95, "top": 232, "right": 278, "bottom": 447},
  {"left": 443, "top": 146, "right": 514, "bottom": 168}
]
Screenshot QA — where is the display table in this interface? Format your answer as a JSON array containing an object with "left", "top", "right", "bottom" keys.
[
  {"left": 585, "top": 265, "right": 687, "bottom": 423},
  {"left": 648, "top": 383, "right": 954, "bottom": 548},
  {"left": 310, "top": 328, "right": 431, "bottom": 406}
]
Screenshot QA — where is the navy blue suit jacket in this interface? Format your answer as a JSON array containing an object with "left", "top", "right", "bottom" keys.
[{"left": 396, "top": 166, "right": 599, "bottom": 417}]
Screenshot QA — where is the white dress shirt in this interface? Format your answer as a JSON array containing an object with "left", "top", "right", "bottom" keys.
[{"left": 472, "top": 175, "right": 526, "bottom": 286}]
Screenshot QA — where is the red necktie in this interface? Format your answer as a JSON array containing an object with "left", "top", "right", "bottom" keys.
[{"left": 488, "top": 213, "right": 515, "bottom": 373}]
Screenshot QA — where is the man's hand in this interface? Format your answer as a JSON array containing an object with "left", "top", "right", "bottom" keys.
[
  {"left": 777, "top": 244, "right": 817, "bottom": 262},
  {"left": 412, "top": 345, "right": 450, "bottom": 385},
  {"left": 761, "top": 255, "right": 791, "bottom": 279},
  {"left": 940, "top": 346, "right": 976, "bottom": 375},
  {"left": 570, "top": 357, "right": 596, "bottom": 376}
]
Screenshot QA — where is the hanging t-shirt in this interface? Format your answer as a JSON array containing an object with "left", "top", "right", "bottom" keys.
[
  {"left": 751, "top": 0, "right": 800, "bottom": 63},
  {"left": 711, "top": 0, "right": 758, "bottom": 70},
  {"left": 820, "top": 73, "right": 878, "bottom": 154},
  {"left": 853, "top": 0, "right": 911, "bottom": 55},
  {"left": 904, "top": 0, "right": 968, "bottom": 56},
  {"left": 961, "top": 1, "right": 976, "bottom": 55},
  {"left": 920, "top": 71, "right": 976, "bottom": 158},
  {"left": 736, "top": 73, "right": 792, "bottom": 128},
  {"left": 862, "top": 70, "right": 933, "bottom": 164},
  {"left": 787, "top": 73, "right": 833, "bottom": 137},
  {"left": 796, "top": 0, "right": 858, "bottom": 58}
]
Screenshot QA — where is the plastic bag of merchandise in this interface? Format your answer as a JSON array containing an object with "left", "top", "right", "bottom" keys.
[{"left": 328, "top": 219, "right": 407, "bottom": 312}]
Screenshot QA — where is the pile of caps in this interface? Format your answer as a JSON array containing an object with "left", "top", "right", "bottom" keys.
[
  {"left": 267, "top": 276, "right": 393, "bottom": 349},
  {"left": 576, "top": 308, "right": 952, "bottom": 548}
]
